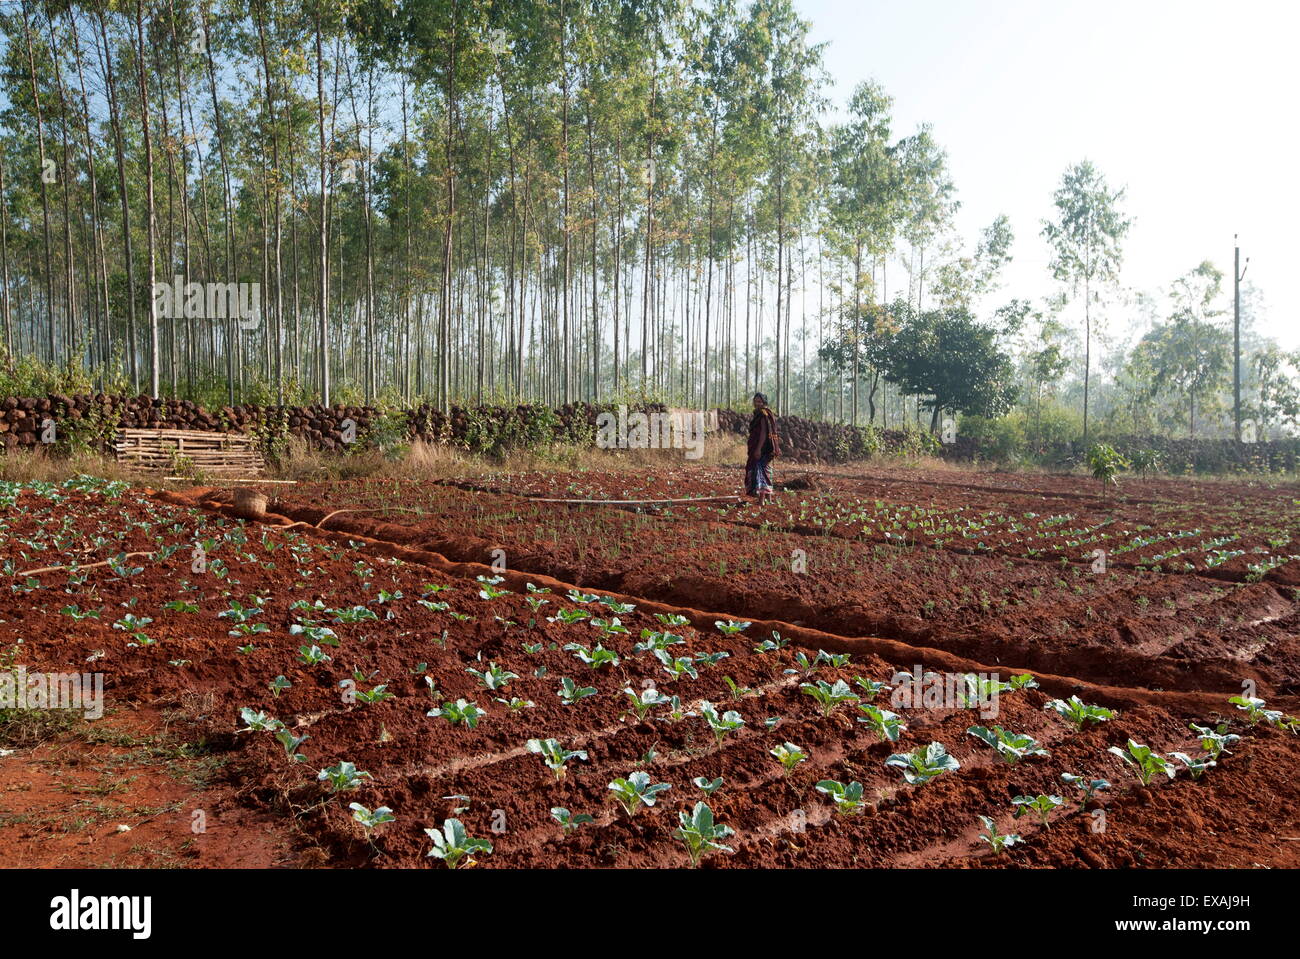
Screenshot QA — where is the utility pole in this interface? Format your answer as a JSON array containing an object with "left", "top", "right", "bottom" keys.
[{"left": 1233, "top": 235, "right": 1248, "bottom": 441}]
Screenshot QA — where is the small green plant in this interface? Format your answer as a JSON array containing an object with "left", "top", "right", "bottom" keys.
[
  {"left": 1011, "top": 794, "right": 1064, "bottom": 827},
  {"left": 1060, "top": 773, "right": 1110, "bottom": 806},
  {"left": 816, "top": 779, "right": 866, "bottom": 814},
  {"left": 428, "top": 699, "right": 485, "bottom": 728},
  {"left": 799, "top": 679, "right": 858, "bottom": 717},
  {"left": 349, "top": 803, "right": 395, "bottom": 835},
  {"left": 239, "top": 707, "right": 283, "bottom": 733},
  {"left": 551, "top": 807, "right": 595, "bottom": 835},
  {"left": 274, "top": 728, "right": 309, "bottom": 762},
  {"left": 527, "top": 738, "right": 588, "bottom": 779},
  {"left": 608, "top": 771, "right": 672, "bottom": 816},
  {"left": 967, "top": 725, "right": 1049, "bottom": 764},
  {"left": 656, "top": 649, "right": 700, "bottom": 682},
  {"left": 1044, "top": 696, "right": 1116, "bottom": 730},
  {"left": 466, "top": 662, "right": 519, "bottom": 691},
  {"left": 693, "top": 776, "right": 724, "bottom": 795},
  {"left": 1171, "top": 752, "right": 1216, "bottom": 779},
  {"left": 699, "top": 701, "right": 745, "bottom": 747},
  {"left": 318, "top": 761, "right": 371, "bottom": 792},
  {"left": 496, "top": 696, "right": 535, "bottom": 713},
  {"left": 565, "top": 642, "right": 620, "bottom": 669},
  {"left": 558, "top": 676, "right": 598, "bottom": 705},
  {"left": 673, "top": 801, "right": 734, "bottom": 867},
  {"left": 636, "top": 629, "right": 685, "bottom": 653},
  {"left": 978, "top": 815, "right": 1022, "bottom": 854},
  {"left": 1228, "top": 695, "right": 1283, "bottom": 726},
  {"left": 297, "top": 644, "right": 331, "bottom": 666},
  {"left": 425, "top": 818, "right": 492, "bottom": 869},
  {"left": 770, "top": 742, "right": 808, "bottom": 774},
  {"left": 714, "top": 620, "right": 751, "bottom": 636},
  {"left": 622, "top": 686, "right": 669, "bottom": 720},
  {"left": 722, "top": 676, "right": 753, "bottom": 700},
  {"left": 1107, "top": 739, "right": 1175, "bottom": 785},
  {"left": 1188, "top": 722, "right": 1240, "bottom": 759},
  {"left": 853, "top": 677, "right": 889, "bottom": 699},
  {"left": 1087, "top": 443, "right": 1128, "bottom": 490},
  {"left": 268, "top": 675, "right": 292, "bottom": 699},
  {"left": 855, "top": 703, "right": 906, "bottom": 742},
  {"left": 885, "top": 742, "right": 960, "bottom": 785}
]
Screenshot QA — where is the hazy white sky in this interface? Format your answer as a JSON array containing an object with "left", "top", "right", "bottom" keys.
[{"left": 798, "top": 0, "right": 1299, "bottom": 348}]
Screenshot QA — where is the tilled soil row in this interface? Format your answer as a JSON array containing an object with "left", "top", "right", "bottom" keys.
[
  {"left": 159, "top": 486, "right": 1300, "bottom": 868},
  {"left": 243, "top": 491, "right": 1300, "bottom": 699}
]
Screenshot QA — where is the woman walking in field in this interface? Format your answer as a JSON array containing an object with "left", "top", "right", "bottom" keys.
[{"left": 745, "top": 392, "right": 780, "bottom": 507}]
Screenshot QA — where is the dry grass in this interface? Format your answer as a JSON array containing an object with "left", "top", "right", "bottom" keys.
[
  {"left": 267, "top": 436, "right": 485, "bottom": 483},
  {"left": 266, "top": 432, "right": 750, "bottom": 482},
  {"left": 0, "top": 448, "right": 132, "bottom": 484},
  {"left": 495, "top": 434, "right": 749, "bottom": 473}
]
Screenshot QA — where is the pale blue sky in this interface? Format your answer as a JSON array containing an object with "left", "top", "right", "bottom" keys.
[{"left": 797, "top": 0, "right": 1299, "bottom": 348}]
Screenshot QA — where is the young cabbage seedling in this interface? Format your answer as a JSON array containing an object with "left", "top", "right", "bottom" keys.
[
  {"left": 425, "top": 818, "right": 492, "bottom": 869},
  {"left": 714, "top": 619, "right": 751, "bottom": 636},
  {"left": 635, "top": 629, "right": 685, "bottom": 653},
  {"left": 1107, "top": 739, "right": 1175, "bottom": 785},
  {"left": 1188, "top": 722, "right": 1240, "bottom": 759},
  {"left": 693, "top": 650, "right": 731, "bottom": 669},
  {"left": 1044, "top": 695, "right": 1116, "bottom": 730},
  {"left": 654, "top": 613, "right": 691, "bottom": 627},
  {"left": 977, "top": 815, "right": 1022, "bottom": 854},
  {"left": 722, "top": 676, "right": 753, "bottom": 700},
  {"left": 496, "top": 696, "right": 535, "bottom": 713},
  {"left": 885, "top": 742, "right": 960, "bottom": 785},
  {"left": 274, "top": 728, "right": 309, "bottom": 763},
  {"left": 699, "top": 701, "right": 745, "bottom": 747},
  {"left": 428, "top": 699, "right": 486, "bottom": 728},
  {"left": 349, "top": 803, "right": 394, "bottom": 836},
  {"left": 558, "top": 676, "right": 598, "bottom": 705},
  {"left": 565, "top": 641, "right": 620, "bottom": 668},
  {"left": 466, "top": 661, "right": 519, "bottom": 691},
  {"left": 527, "top": 738, "right": 588, "bottom": 780},
  {"left": 318, "top": 761, "right": 371, "bottom": 792},
  {"left": 297, "top": 644, "right": 331, "bottom": 666},
  {"left": 1011, "top": 794, "right": 1064, "bottom": 827},
  {"left": 693, "top": 776, "right": 724, "bottom": 796},
  {"left": 622, "top": 686, "right": 669, "bottom": 721},
  {"left": 1171, "top": 752, "right": 1216, "bottom": 780},
  {"left": 656, "top": 649, "right": 699, "bottom": 682},
  {"left": 588, "top": 618, "right": 630, "bottom": 640},
  {"left": 1228, "top": 695, "right": 1283, "bottom": 726},
  {"left": 816, "top": 779, "right": 866, "bottom": 814},
  {"left": 476, "top": 575, "right": 511, "bottom": 601},
  {"left": 853, "top": 677, "right": 889, "bottom": 700},
  {"left": 673, "top": 801, "right": 734, "bottom": 867},
  {"left": 967, "top": 725, "right": 1049, "bottom": 764},
  {"left": 660, "top": 696, "right": 693, "bottom": 723},
  {"left": 239, "top": 706, "right": 283, "bottom": 733},
  {"left": 608, "top": 771, "right": 672, "bottom": 816},
  {"left": 551, "top": 807, "right": 595, "bottom": 836},
  {"left": 1060, "top": 773, "right": 1110, "bottom": 806},
  {"left": 550, "top": 608, "right": 590, "bottom": 625},
  {"left": 770, "top": 742, "right": 808, "bottom": 774},
  {"left": 800, "top": 679, "right": 859, "bottom": 717},
  {"left": 855, "top": 704, "right": 906, "bottom": 742}
]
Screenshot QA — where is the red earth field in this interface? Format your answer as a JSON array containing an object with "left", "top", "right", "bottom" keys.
[{"left": 2, "top": 463, "right": 1298, "bottom": 868}]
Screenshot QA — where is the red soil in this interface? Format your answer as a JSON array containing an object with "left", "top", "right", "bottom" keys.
[{"left": 2, "top": 465, "right": 1298, "bottom": 868}]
